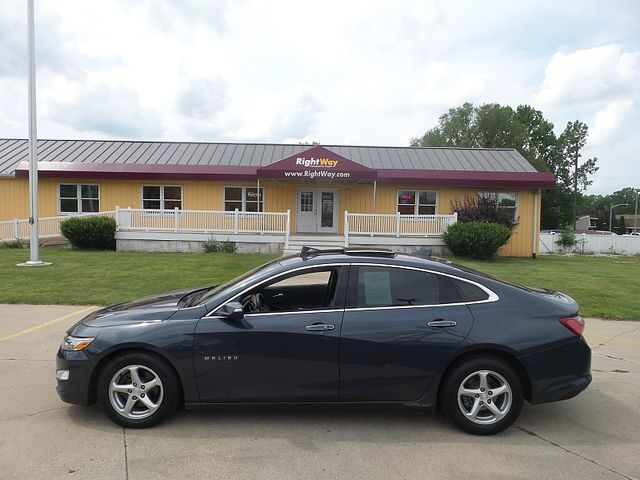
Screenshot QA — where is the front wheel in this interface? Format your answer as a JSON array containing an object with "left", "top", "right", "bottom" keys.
[
  {"left": 98, "top": 352, "right": 179, "bottom": 428},
  {"left": 441, "top": 356, "right": 523, "bottom": 435}
]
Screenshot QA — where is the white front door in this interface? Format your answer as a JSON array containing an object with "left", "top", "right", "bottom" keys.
[{"left": 296, "top": 189, "right": 338, "bottom": 233}]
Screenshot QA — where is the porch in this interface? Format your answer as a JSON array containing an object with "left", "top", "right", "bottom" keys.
[
  {"left": 0, "top": 208, "right": 457, "bottom": 254},
  {"left": 113, "top": 208, "right": 457, "bottom": 254}
]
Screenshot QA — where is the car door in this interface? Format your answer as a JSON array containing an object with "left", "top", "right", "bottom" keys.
[
  {"left": 193, "top": 265, "right": 347, "bottom": 403},
  {"left": 339, "top": 264, "right": 475, "bottom": 402}
]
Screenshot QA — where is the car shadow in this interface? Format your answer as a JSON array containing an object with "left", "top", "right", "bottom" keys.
[{"left": 65, "top": 386, "right": 639, "bottom": 447}]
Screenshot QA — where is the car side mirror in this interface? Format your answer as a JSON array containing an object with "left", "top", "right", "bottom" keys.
[{"left": 217, "top": 301, "right": 244, "bottom": 321}]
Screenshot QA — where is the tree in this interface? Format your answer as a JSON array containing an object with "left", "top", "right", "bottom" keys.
[
  {"left": 411, "top": 102, "right": 478, "bottom": 147},
  {"left": 617, "top": 215, "right": 627, "bottom": 235},
  {"left": 411, "top": 103, "right": 599, "bottom": 229},
  {"left": 556, "top": 120, "right": 599, "bottom": 228}
]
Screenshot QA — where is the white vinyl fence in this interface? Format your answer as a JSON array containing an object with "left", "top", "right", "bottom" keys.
[{"left": 540, "top": 232, "right": 640, "bottom": 255}]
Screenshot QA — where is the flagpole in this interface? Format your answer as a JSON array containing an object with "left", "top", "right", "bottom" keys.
[{"left": 18, "top": 0, "right": 50, "bottom": 267}]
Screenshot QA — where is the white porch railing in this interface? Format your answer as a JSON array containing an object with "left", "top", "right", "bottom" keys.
[
  {"left": 115, "top": 207, "right": 291, "bottom": 247},
  {"left": 0, "top": 210, "right": 116, "bottom": 242},
  {"left": 344, "top": 211, "right": 457, "bottom": 247}
]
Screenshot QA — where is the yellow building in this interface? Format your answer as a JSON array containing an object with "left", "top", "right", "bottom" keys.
[{"left": 0, "top": 140, "right": 555, "bottom": 256}]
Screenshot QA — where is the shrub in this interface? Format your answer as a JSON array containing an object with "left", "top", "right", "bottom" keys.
[
  {"left": 202, "top": 238, "right": 238, "bottom": 253},
  {"left": 451, "top": 195, "right": 519, "bottom": 229},
  {"left": 0, "top": 239, "right": 23, "bottom": 249},
  {"left": 60, "top": 216, "right": 116, "bottom": 250},
  {"left": 617, "top": 216, "right": 626, "bottom": 235},
  {"left": 443, "top": 221, "right": 512, "bottom": 259},
  {"left": 555, "top": 224, "right": 577, "bottom": 248}
]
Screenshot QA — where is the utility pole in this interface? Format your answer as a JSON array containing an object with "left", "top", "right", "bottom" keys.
[
  {"left": 635, "top": 189, "right": 639, "bottom": 234},
  {"left": 572, "top": 146, "right": 578, "bottom": 230},
  {"left": 18, "top": 0, "right": 50, "bottom": 267}
]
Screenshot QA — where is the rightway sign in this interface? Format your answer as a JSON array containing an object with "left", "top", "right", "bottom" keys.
[{"left": 257, "top": 146, "right": 377, "bottom": 182}]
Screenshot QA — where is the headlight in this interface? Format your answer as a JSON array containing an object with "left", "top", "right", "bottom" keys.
[{"left": 61, "top": 335, "right": 95, "bottom": 351}]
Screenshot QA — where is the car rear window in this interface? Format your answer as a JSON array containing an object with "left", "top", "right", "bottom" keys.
[
  {"left": 353, "top": 266, "right": 462, "bottom": 307},
  {"left": 451, "top": 278, "right": 489, "bottom": 302}
]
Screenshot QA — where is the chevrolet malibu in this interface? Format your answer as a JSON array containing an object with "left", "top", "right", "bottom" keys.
[{"left": 56, "top": 247, "right": 591, "bottom": 435}]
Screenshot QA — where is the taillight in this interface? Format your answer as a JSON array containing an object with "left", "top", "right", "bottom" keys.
[{"left": 560, "top": 315, "right": 585, "bottom": 336}]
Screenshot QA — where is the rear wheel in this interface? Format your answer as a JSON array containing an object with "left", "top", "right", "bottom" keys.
[
  {"left": 98, "top": 352, "right": 179, "bottom": 428},
  {"left": 442, "top": 356, "right": 523, "bottom": 435}
]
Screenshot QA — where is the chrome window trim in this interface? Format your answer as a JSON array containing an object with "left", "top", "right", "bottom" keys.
[
  {"left": 243, "top": 308, "right": 345, "bottom": 318},
  {"left": 205, "top": 261, "right": 499, "bottom": 318}
]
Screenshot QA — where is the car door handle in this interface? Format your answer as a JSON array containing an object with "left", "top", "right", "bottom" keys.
[
  {"left": 305, "top": 324, "right": 335, "bottom": 331},
  {"left": 427, "top": 319, "right": 457, "bottom": 327}
]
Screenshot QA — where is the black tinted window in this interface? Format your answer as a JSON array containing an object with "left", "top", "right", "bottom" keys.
[
  {"left": 354, "top": 267, "right": 461, "bottom": 307},
  {"left": 452, "top": 278, "right": 489, "bottom": 302}
]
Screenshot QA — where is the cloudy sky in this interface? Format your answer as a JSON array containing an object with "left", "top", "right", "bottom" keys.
[{"left": 0, "top": 0, "right": 638, "bottom": 194}]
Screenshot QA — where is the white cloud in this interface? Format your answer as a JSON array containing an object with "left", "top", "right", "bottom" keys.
[
  {"left": 589, "top": 99, "right": 634, "bottom": 146},
  {"left": 51, "top": 83, "right": 164, "bottom": 138},
  {"left": 414, "top": 61, "right": 488, "bottom": 108},
  {"left": 176, "top": 77, "right": 228, "bottom": 119},
  {"left": 536, "top": 44, "right": 640, "bottom": 106},
  {"left": 1, "top": 1, "right": 639, "bottom": 192}
]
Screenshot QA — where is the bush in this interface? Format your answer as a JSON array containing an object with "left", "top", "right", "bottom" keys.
[
  {"left": 617, "top": 216, "right": 627, "bottom": 235},
  {"left": 555, "top": 224, "right": 577, "bottom": 248},
  {"left": 202, "top": 238, "right": 238, "bottom": 253},
  {"left": 60, "top": 216, "right": 116, "bottom": 250},
  {"left": 451, "top": 195, "right": 519, "bottom": 229},
  {"left": 0, "top": 239, "right": 23, "bottom": 249},
  {"left": 443, "top": 221, "right": 512, "bottom": 259}
]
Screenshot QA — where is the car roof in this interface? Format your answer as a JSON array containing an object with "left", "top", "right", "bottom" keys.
[{"left": 278, "top": 247, "right": 457, "bottom": 273}]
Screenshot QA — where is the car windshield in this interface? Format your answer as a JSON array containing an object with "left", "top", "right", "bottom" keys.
[{"left": 193, "top": 258, "right": 282, "bottom": 306}]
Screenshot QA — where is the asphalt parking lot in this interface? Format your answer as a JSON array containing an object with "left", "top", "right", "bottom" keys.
[{"left": 0, "top": 304, "right": 638, "bottom": 480}]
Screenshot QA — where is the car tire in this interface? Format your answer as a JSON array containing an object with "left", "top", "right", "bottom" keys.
[
  {"left": 441, "top": 356, "right": 523, "bottom": 435},
  {"left": 98, "top": 352, "right": 179, "bottom": 428}
]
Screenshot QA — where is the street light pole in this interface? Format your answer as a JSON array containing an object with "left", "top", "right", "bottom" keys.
[
  {"left": 18, "top": 0, "right": 50, "bottom": 267},
  {"left": 634, "top": 189, "right": 639, "bottom": 234},
  {"left": 609, "top": 203, "right": 630, "bottom": 233}
]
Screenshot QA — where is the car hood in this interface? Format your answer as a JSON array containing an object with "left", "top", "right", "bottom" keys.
[{"left": 80, "top": 287, "right": 205, "bottom": 328}]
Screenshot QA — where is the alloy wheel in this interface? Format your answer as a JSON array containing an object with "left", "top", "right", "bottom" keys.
[
  {"left": 457, "top": 369, "right": 512, "bottom": 425},
  {"left": 108, "top": 364, "right": 164, "bottom": 420}
]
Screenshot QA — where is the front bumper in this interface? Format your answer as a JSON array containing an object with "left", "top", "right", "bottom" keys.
[{"left": 55, "top": 348, "right": 96, "bottom": 406}]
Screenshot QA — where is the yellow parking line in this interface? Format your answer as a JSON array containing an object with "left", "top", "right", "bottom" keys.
[
  {"left": 586, "top": 332, "right": 640, "bottom": 347},
  {"left": 0, "top": 306, "right": 97, "bottom": 342}
]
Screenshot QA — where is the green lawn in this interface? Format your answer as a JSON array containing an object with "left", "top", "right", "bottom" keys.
[
  {"left": 0, "top": 248, "right": 638, "bottom": 320},
  {"left": 454, "top": 255, "right": 640, "bottom": 321},
  {"left": 0, "top": 248, "right": 276, "bottom": 306}
]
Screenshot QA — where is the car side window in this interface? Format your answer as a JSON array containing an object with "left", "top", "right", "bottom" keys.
[
  {"left": 451, "top": 278, "right": 489, "bottom": 302},
  {"left": 237, "top": 268, "right": 341, "bottom": 314},
  {"left": 351, "top": 266, "right": 462, "bottom": 308}
]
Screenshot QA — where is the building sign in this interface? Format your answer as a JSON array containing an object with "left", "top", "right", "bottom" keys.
[
  {"left": 257, "top": 146, "right": 376, "bottom": 182},
  {"left": 282, "top": 156, "right": 349, "bottom": 180}
]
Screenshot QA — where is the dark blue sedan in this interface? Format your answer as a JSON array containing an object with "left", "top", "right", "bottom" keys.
[{"left": 56, "top": 247, "right": 591, "bottom": 435}]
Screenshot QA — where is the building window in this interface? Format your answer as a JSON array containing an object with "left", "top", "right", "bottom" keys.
[
  {"left": 478, "top": 192, "right": 517, "bottom": 218},
  {"left": 224, "top": 187, "right": 263, "bottom": 212},
  {"left": 59, "top": 184, "right": 100, "bottom": 213},
  {"left": 397, "top": 190, "right": 437, "bottom": 215},
  {"left": 142, "top": 185, "right": 182, "bottom": 210}
]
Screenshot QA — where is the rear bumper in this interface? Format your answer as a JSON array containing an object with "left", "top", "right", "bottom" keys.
[
  {"left": 530, "top": 373, "right": 592, "bottom": 404},
  {"left": 523, "top": 336, "right": 592, "bottom": 405}
]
